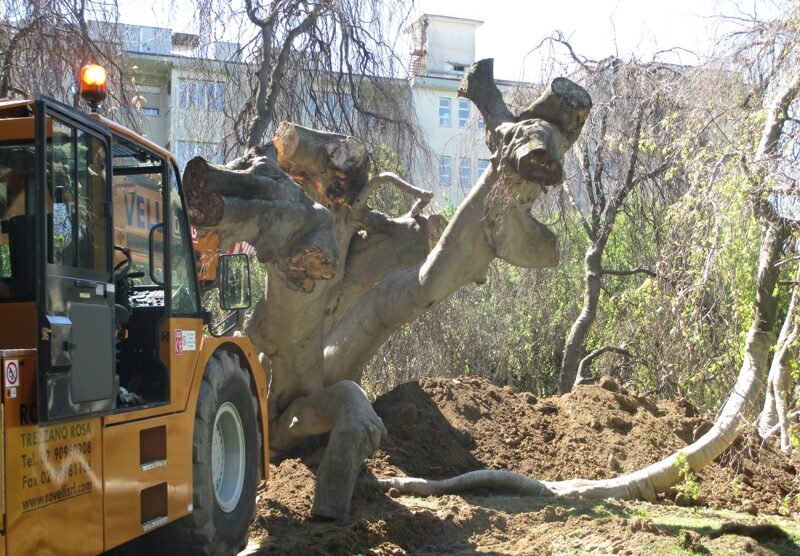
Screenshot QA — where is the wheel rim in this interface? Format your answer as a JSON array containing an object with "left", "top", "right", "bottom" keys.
[{"left": 212, "top": 401, "right": 246, "bottom": 513}]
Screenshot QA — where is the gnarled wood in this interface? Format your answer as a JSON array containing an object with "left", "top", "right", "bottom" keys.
[
  {"left": 274, "top": 122, "right": 369, "bottom": 207},
  {"left": 518, "top": 77, "right": 593, "bottom": 143},
  {"left": 457, "top": 58, "right": 514, "bottom": 145}
]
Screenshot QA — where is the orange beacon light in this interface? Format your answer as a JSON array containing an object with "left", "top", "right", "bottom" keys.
[{"left": 79, "top": 64, "right": 108, "bottom": 112}]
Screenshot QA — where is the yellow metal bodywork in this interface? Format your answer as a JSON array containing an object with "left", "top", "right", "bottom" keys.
[
  {"left": 0, "top": 272, "right": 270, "bottom": 556},
  {"left": 0, "top": 102, "right": 271, "bottom": 555},
  {"left": 101, "top": 318, "right": 270, "bottom": 551},
  {"left": 2, "top": 349, "right": 103, "bottom": 556}
]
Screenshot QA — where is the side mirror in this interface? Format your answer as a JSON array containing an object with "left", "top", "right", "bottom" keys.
[{"left": 219, "top": 253, "right": 252, "bottom": 311}]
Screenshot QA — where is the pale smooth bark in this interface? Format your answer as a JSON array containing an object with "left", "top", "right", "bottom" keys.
[{"left": 758, "top": 265, "right": 799, "bottom": 453}]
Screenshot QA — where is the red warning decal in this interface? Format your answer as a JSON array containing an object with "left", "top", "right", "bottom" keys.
[
  {"left": 174, "top": 330, "right": 183, "bottom": 355},
  {"left": 4, "top": 359, "right": 19, "bottom": 388}
]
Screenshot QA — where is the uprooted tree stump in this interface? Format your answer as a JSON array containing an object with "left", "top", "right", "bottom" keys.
[{"left": 184, "top": 58, "right": 592, "bottom": 520}]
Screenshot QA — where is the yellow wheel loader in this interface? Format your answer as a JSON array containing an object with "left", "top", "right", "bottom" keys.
[{"left": 0, "top": 65, "right": 269, "bottom": 555}]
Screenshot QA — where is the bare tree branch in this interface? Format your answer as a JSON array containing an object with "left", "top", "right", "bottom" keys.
[
  {"left": 574, "top": 345, "right": 633, "bottom": 386},
  {"left": 602, "top": 267, "right": 657, "bottom": 278},
  {"left": 353, "top": 172, "right": 433, "bottom": 216}
]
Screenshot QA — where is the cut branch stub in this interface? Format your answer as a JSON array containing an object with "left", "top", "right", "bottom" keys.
[
  {"left": 458, "top": 58, "right": 515, "bottom": 149},
  {"left": 276, "top": 213, "right": 340, "bottom": 293},
  {"left": 274, "top": 122, "right": 369, "bottom": 207},
  {"left": 518, "top": 77, "right": 593, "bottom": 143},
  {"left": 460, "top": 59, "right": 591, "bottom": 188},
  {"left": 497, "top": 119, "right": 567, "bottom": 186},
  {"left": 182, "top": 154, "right": 340, "bottom": 290},
  {"left": 183, "top": 157, "right": 225, "bottom": 227}
]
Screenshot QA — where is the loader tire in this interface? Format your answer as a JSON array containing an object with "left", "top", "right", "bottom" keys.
[{"left": 149, "top": 350, "right": 259, "bottom": 555}]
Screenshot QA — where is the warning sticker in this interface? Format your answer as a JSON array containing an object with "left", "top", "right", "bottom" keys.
[
  {"left": 174, "top": 330, "right": 197, "bottom": 355},
  {"left": 5, "top": 359, "right": 20, "bottom": 388},
  {"left": 182, "top": 330, "right": 196, "bottom": 351}
]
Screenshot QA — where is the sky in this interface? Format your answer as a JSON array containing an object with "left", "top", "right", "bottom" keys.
[{"left": 116, "top": 0, "right": 782, "bottom": 81}]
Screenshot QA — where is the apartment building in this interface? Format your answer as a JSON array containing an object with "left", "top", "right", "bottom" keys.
[{"left": 90, "top": 21, "right": 245, "bottom": 169}]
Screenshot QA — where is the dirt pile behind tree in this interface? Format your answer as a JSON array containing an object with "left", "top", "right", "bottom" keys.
[
  {"left": 369, "top": 376, "right": 798, "bottom": 514},
  {"left": 249, "top": 377, "right": 800, "bottom": 554}
]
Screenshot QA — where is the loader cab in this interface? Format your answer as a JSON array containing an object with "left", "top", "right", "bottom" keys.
[{"left": 0, "top": 96, "right": 202, "bottom": 423}]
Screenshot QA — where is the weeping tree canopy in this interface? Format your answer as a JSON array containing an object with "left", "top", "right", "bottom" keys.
[
  {"left": 0, "top": 0, "right": 140, "bottom": 128},
  {"left": 190, "top": 0, "right": 426, "bottom": 165},
  {"left": 185, "top": 58, "right": 592, "bottom": 520}
]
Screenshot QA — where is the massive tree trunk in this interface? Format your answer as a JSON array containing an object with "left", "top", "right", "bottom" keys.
[{"left": 185, "top": 59, "right": 592, "bottom": 519}]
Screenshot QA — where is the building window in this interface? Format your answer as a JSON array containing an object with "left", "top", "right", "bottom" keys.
[
  {"left": 178, "top": 79, "right": 224, "bottom": 111},
  {"left": 439, "top": 98, "right": 450, "bottom": 127},
  {"left": 459, "top": 158, "right": 471, "bottom": 187},
  {"left": 478, "top": 158, "right": 490, "bottom": 176},
  {"left": 477, "top": 116, "right": 485, "bottom": 130},
  {"left": 132, "top": 89, "right": 161, "bottom": 117},
  {"left": 439, "top": 156, "right": 451, "bottom": 185},
  {"left": 458, "top": 99, "right": 470, "bottom": 128},
  {"left": 175, "top": 141, "right": 223, "bottom": 170}
]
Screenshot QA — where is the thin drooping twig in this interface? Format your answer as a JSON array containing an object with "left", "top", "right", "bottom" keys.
[{"left": 603, "top": 267, "right": 657, "bottom": 278}]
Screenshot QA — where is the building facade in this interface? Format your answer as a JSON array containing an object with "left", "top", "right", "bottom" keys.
[{"left": 90, "top": 21, "right": 245, "bottom": 170}]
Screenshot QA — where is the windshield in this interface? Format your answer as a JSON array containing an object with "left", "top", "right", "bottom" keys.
[
  {"left": 112, "top": 136, "right": 165, "bottom": 287},
  {"left": 0, "top": 142, "right": 34, "bottom": 300}
]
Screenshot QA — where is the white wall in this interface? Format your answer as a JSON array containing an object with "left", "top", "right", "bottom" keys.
[
  {"left": 424, "top": 17, "right": 480, "bottom": 75},
  {"left": 412, "top": 81, "right": 491, "bottom": 206}
]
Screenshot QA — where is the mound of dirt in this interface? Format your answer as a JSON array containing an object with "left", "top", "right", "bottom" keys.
[
  {"left": 249, "top": 377, "right": 799, "bottom": 554},
  {"left": 368, "top": 376, "right": 798, "bottom": 514}
]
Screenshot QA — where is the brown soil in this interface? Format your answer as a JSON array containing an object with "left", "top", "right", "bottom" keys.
[{"left": 248, "top": 377, "right": 800, "bottom": 555}]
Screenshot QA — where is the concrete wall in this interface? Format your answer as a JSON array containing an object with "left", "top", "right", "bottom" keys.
[{"left": 424, "top": 16, "right": 480, "bottom": 75}]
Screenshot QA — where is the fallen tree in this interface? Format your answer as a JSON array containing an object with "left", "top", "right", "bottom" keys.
[{"left": 185, "top": 58, "right": 592, "bottom": 520}]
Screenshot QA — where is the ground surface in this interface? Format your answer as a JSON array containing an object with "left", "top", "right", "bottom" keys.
[{"left": 247, "top": 377, "right": 800, "bottom": 555}]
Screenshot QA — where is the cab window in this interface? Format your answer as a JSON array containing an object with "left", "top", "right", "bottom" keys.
[
  {"left": 169, "top": 165, "right": 200, "bottom": 315},
  {"left": 112, "top": 137, "right": 164, "bottom": 284},
  {"left": 0, "top": 142, "right": 33, "bottom": 299},
  {"left": 47, "top": 122, "right": 109, "bottom": 273}
]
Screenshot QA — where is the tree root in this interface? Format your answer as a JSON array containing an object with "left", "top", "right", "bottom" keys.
[{"left": 269, "top": 381, "right": 387, "bottom": 521}]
